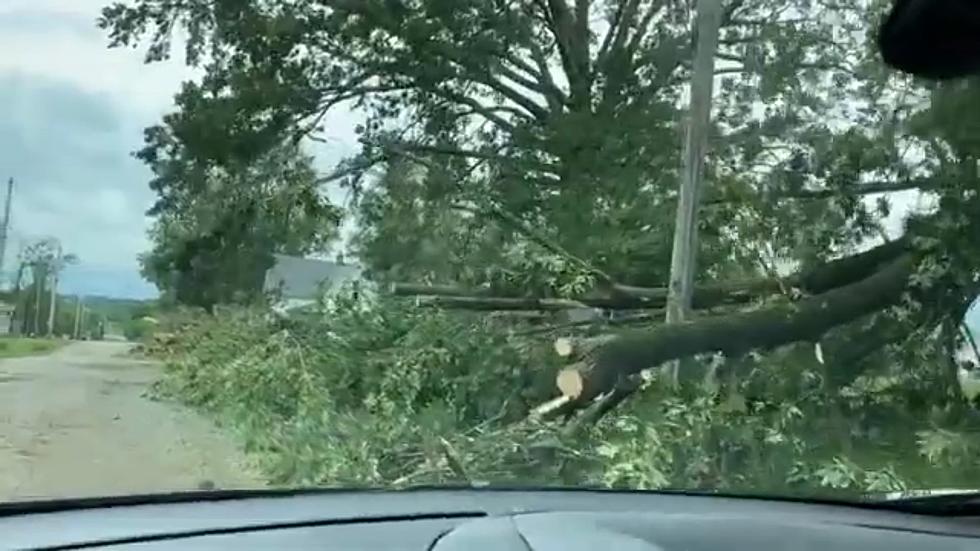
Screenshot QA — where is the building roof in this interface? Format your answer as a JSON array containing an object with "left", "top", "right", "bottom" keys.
[{"left": 263, "top": 254, "right": 361, "bottom": 300}]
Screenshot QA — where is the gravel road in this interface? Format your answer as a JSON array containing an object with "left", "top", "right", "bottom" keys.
[{"left": 0, "top": 341, "right": 264, "bottom": 502}]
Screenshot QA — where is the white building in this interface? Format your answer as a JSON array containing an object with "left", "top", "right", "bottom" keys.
[
  {"left": 0, "top": 302, "right": 13, "bottom": 335},
  {"left": 263, "top": 254, "right": 363, "bottom": 312}
]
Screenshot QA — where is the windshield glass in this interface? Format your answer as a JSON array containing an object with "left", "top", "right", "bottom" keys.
[{"left": 0, "top": 0, "right": 978, "bottom": 503}]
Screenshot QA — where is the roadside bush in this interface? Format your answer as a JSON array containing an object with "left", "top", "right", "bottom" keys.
[
  {"left": 153, "top": 288, "right": 980, "bottom": 495},
  {"left": 153, "top": 288, "right": 566, "bottom": 486},
  {"left": 123, "top": 318, "right": 157, "bottom": 342},
  {"left": 30, "top": 340, "right": 53, "bottom": 352}
]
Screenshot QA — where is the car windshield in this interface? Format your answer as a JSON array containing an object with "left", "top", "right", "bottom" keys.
[{"left": 0, "top": 0, "right": 978, "bottom": 504}]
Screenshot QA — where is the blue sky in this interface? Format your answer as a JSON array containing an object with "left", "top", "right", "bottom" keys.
[{"left": 0, "top": 1, "right": 360, "bottom": 300}]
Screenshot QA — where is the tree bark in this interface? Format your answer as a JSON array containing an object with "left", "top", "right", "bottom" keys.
[
  {"left": 822, "top": 317, "right": 909, "bottom": 390},
  {"left": 558, "top": 254, "right": 915, "bottom": 402}
]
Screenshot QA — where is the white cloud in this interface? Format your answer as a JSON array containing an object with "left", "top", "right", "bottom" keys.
[
  {"left": 0, "top": 3, "right": 197, "bottom": 117},
  {"left": 0, "top": 2, "right": 189, "bottom": 298},
  {"left": 0, "top": 1, "right": 361, "bottom": 298},
  {"left": 1, "top": 0, "right": 106, "bottom": 16}
]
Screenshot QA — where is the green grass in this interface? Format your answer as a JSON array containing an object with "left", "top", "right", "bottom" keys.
[{"left": 0, "top": 337, "right": 64, "bottom": 358}]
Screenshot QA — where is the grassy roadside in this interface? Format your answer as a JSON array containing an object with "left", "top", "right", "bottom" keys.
[{"left": 0, "top": 337, "right": 65, "bottom": 358}]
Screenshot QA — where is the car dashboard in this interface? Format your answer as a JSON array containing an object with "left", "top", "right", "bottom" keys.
[{"left": 2, "top": 488, "right": 979, "bottom": 550}]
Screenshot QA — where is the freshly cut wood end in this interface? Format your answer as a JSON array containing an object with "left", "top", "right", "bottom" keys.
[
  {"left": 557, "top": 367, "right": 585, "bottom": 399},
  {"left": 530, "top": 395, "right": 573, "bottom": 418},
  {"left": 554, "top": 335, "right": 616, "bottom": 358},
  {"left": 554, "top": 337, "right": 575, "bottom": 357}
]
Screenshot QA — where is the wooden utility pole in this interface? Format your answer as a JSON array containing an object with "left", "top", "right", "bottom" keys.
[
  {"left": 47, "top": 243, "right": 62, "bottom": 337},
  {"left": 665, "top": 0, "right": 723, "bottom": 381},
  {"left": 0, "top": 178, "right": 13, "bottom": 281},
  {"left": 47, "top": 271, "right": 57, "bottom": 336},
  {"left": 32, "top": 264, "right": 43, "bottom": 336},
  {"left": 10, "top": 261, "right": 23, "bottom": 334},
  {"left": 73, "top": 295, "right": 83, "bottom": 339}
]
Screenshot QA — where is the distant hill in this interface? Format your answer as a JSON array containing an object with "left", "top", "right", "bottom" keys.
[{"left": 80, "top": 295, "right": 155, "bottom": 324}]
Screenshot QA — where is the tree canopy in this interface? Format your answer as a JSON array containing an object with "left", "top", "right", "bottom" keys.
[
  {"left": 135, "top": 87, "right": 342, "bottom": 310},
  {"left": 101, "top": 0, "right": 980, "bottom": 419}
]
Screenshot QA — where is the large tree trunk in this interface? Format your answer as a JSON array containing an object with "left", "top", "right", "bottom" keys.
[{"left": 557, "top": 254, "right": 916, "bottom": 402}]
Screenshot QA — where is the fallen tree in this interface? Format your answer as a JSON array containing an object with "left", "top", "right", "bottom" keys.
[
  {"left": 557, "top": 254, "right": 916, "bottom": 402},
  {"left": 392, "top": 236, "right": 920, "bottom": 422},
  {"left": 391, "top": 237, "right": 909, "bottom": 311}
]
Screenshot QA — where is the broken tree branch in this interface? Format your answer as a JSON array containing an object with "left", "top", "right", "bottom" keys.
[
  {"left": 529, "top": 395, "right": 575, "bottom": 420},
  {"left": 512, "top": 312, "right": 661, "bottom": 336},
  {"left": 558, "top": 254, "right": 916, "bottom": 402},
  {"left": 561, "top": 377, "right": 643, "bottom": 436},
  {"left": 391, "top": 236, "right": 909, "bottom": 311},
  {"left": 415, "top": 296, "right": 591, "bottom": 311},
  {"left": 451, "top": 203, "right": 620, "bottom": 290},
  {"left": 390, "top": 282, "right": 485, "bottom": 298}
]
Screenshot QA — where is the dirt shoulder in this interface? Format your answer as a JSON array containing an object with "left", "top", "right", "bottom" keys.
[{"left": 0, "top": 341, "right": 264, "bottom": 502}]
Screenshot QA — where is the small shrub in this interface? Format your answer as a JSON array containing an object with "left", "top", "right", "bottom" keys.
[
  {"left": 30, "top": 341, "right": 51, "bottom": 352},
  {"left": 123, "top": 319, "right": 158, "bottom": 342}
]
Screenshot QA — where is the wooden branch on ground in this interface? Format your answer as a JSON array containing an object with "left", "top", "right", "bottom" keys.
[
  {"left": 414, "top": 296, "right": 591, "bottom": 311},
  {"left": 390, "top": 282, "right": 485, "bottom": 298},
  {"left": 529, "top": 395, "right": 575, "bottom": 420},
  {"left": 561, "top": 377, "right": 642, "bottom": 437},
  {"left": 557, "top": 254, "right": 916, "bottom": 402},
  {"left": 487, "top": 311, "right": 551, "bottom": 321},
  {"left": 512, "top": 312, "right": 661, "bottom": 336}
]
